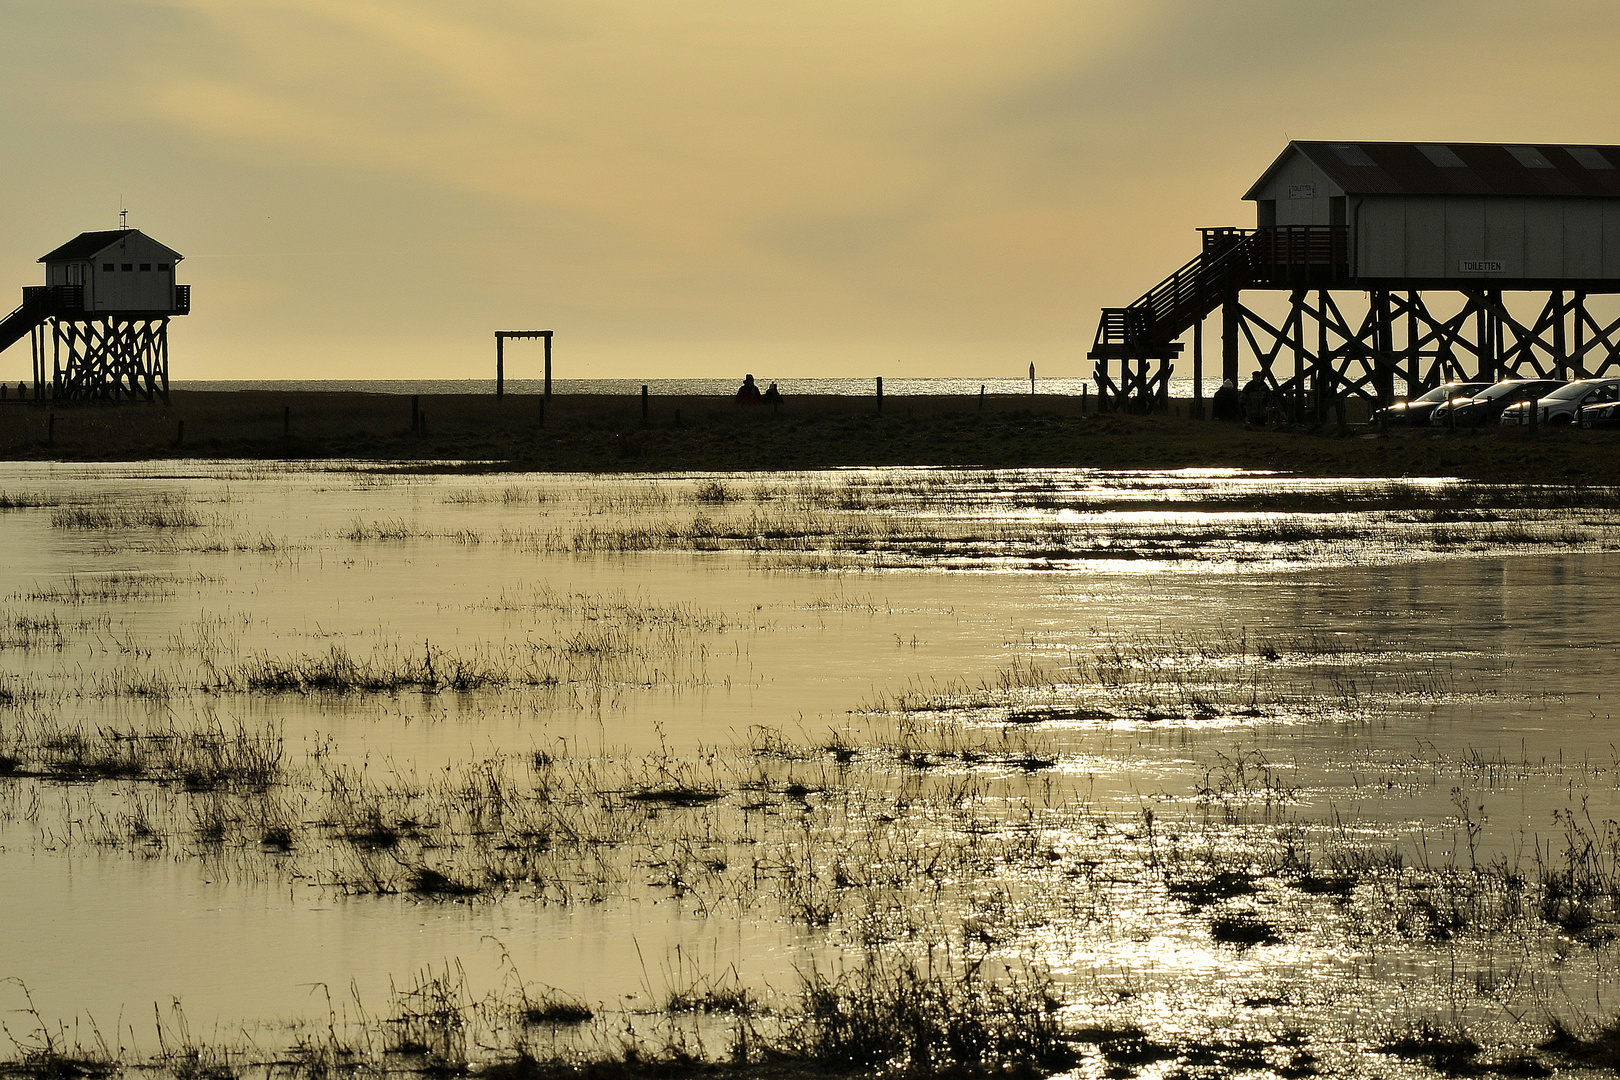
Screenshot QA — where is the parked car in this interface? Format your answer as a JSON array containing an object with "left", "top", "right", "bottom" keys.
[
  {"left": 1430, "top": 379, "right": 1565, "bottom": 427},
  {"left": 1580, "top": 399, "right": 1620, "bottom": 429},
  {"left": 1500, "top": 378, "right": 1620, "bottom": 427},
  {"left": 1372, "top": 381, "right": 1492, "bottom": 426}
]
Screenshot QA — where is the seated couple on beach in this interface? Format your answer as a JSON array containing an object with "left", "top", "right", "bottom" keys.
[{"left": 735, "top": 374, "right": 781, "bottom": 405}]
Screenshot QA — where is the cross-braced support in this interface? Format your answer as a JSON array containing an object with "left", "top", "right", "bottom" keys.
[
  {"left": 1216, "top": 288, "right": 1620, "bottom": 419},
  {"left": 51, "top": 317, "right": 170, "bottom": 403}
]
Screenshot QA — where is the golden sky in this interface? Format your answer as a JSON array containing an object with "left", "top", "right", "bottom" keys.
[{"left": 4, "top": 1, "right": 1619, "bottom": 381}]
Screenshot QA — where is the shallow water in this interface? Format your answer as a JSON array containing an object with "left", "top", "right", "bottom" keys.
[{"left": 3, "top": 462, "right": 1620, "bottom": 1073}]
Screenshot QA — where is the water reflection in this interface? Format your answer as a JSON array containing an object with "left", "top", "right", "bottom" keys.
[{"left": 0, "top": 462, "right": 1618, "bottom": 1072}]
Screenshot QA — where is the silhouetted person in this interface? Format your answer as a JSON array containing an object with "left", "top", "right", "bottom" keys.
[
  {"left": 762, "top": 381, "right": 782, "bottom": 405},
  {"left": 735, "top": 373, "right": 762, "bottom": 405},
  {"left": 1241, "top": 372, "right": 1269, "bottom": 426},
  {"left": 1211, "top": 378, "right": 1239, "bottom": 421}
]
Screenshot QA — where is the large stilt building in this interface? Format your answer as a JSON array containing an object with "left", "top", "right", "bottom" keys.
[
  {"left": 1091, "top": 142, "right": 1620, "bottom": 416},
  {"left": 0, "top": 229, "right": 190, "bottom": 402}
]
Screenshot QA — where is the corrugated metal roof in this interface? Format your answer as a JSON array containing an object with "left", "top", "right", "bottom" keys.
[
  {"left": 38, "top": 229, "right": 183, "bottom": 263},
  {"left": 1243, "top": 142, "right": 1620, "bottom": 199}
]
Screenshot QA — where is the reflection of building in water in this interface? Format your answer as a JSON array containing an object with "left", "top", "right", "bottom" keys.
[
  {"left": 1091, "top": 142, "right": 1620, "bottom": 417},
  {"left": 0, "top": 228, "right": 190, "bottom": 402}
]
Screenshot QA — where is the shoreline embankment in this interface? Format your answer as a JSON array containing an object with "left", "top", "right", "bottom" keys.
[{"left": 2, "top": 390, "right": 1620, "bottom": 484}]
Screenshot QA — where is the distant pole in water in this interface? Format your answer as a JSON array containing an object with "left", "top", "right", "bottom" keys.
[
  {"left": 544, "top": 333, "right": 552, "bottom": 399},
  {"left": 642, "top": 384, "right": 649, "bottom": 427},
  {"left": 876, "top": 376, "right": 883, "bottom": 414},
  {"left": 1082, "top": 384, "right": 1088, "bottom": 411},
  {"left": 1029, "top": 363, "right": 1035, "bottom": 395},
  {"left": 496, "top": 335, "right": 505, "bottom": 401},
  {"left": 979, "top": 384, "right": 985, "bottom": 411}
]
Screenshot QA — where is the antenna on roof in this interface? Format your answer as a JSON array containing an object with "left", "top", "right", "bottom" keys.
[{"left": 119, "top": 202, "right": 128, "bottom": 231}]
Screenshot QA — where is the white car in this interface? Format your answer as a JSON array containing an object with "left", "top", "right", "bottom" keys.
[{"left": 1499, "top": 377, "right": 1620, "bottom": 427}]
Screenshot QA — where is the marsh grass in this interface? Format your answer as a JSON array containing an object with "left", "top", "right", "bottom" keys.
[
  {"left": 50, "top": 494, "right": 203, "bottom": 530},
  {"left": 0, "top": 714, "right": 282, "bottom": 789},
  {"left": 793, "top": 951, "right": 1074, "bottom": 1075}
]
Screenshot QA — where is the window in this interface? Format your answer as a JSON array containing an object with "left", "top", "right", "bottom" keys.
[
  {"left": 1417, "top": 144, "right": 1467, "bottom": 167},
  {"left": 103, "top": 263, "right": 114, "bottom": 271},
  {"left": 1569, "top": 147, "right": 1615, "bottom": 170},
  {"left": 1506, "top": 145, "right": 1554, "bottom": 169},
  {"left": 121, "top": 263, "right": 133, "bottom": 271},
  {"left": 140, "top": 263, "right": 151, "bottom": 271}
]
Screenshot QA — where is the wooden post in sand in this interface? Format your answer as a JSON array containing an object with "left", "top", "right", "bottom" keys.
[{"left": 876, "top": 377, "right": 883, "bottom": 414}]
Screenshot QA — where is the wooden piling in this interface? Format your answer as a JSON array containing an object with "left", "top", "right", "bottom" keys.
[{"left": 876, "top": 377, "right": 883, "bottom": 414}]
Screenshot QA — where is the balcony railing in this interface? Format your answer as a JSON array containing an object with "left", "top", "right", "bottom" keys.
[
  {"left": 174, "top": 284, "right": 190, "bottom": 315},
  {"left": 21, "top": 285, "right": 84, "bottom": 311}
]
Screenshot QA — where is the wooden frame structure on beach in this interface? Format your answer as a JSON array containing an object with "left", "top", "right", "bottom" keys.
[{"left": 495, "top": 330, "right": 553, "bottom": 400}]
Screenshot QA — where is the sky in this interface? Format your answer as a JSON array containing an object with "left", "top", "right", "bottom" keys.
[{"left": 4, "top": 1, "right": 1620, "bottom": 382}]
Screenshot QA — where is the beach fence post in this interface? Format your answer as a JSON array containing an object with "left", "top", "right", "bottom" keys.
[
  {"left": 642, "top": 384, "right": 649, "bottom": 427},
  {"left": 412, "top": 394, "right": 420, "bottom": 432},
  {"left": 1029, "top": 363, "right": 1035, "bottom": 395},
  {"left": 876, "top": 377, "right": 883, "bottom": 414},
  {"left": 979, "top": 384, "right": 985, "bottom": 411}
]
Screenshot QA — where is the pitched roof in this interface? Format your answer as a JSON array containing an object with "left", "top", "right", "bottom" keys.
[
  {"left": 38, "top": 229, "right": 183, "bottom": 263},
  {"left": 1244, "top": 142, "right": 1620, "bottom": 199}
]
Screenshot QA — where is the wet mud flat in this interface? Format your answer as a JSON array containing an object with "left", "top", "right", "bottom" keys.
[
  {"left": 6, "top": 391, "right": 1620, "bottom": 483},
  {"left": 7, "top": 465, "right": 1620, "bottom": 1078}
]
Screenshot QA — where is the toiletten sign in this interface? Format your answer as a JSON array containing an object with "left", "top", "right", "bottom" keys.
[
  {"left": 1460, "top": 260, "right": 1504, "bottom": 272},
  {"left": 1288, "top": 184, "right": 1315, "bottom": 199}
]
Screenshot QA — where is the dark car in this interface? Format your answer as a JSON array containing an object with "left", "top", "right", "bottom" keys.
[
  {"left": 1580, "top": 399, "right": 1620, "bottom": 429},
  {"left": 1372, "top": 381, "right": 1491, "bottom": 426},
  {"left": 1430, "top": 379, "right": 1565, "bottom": 428}
]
